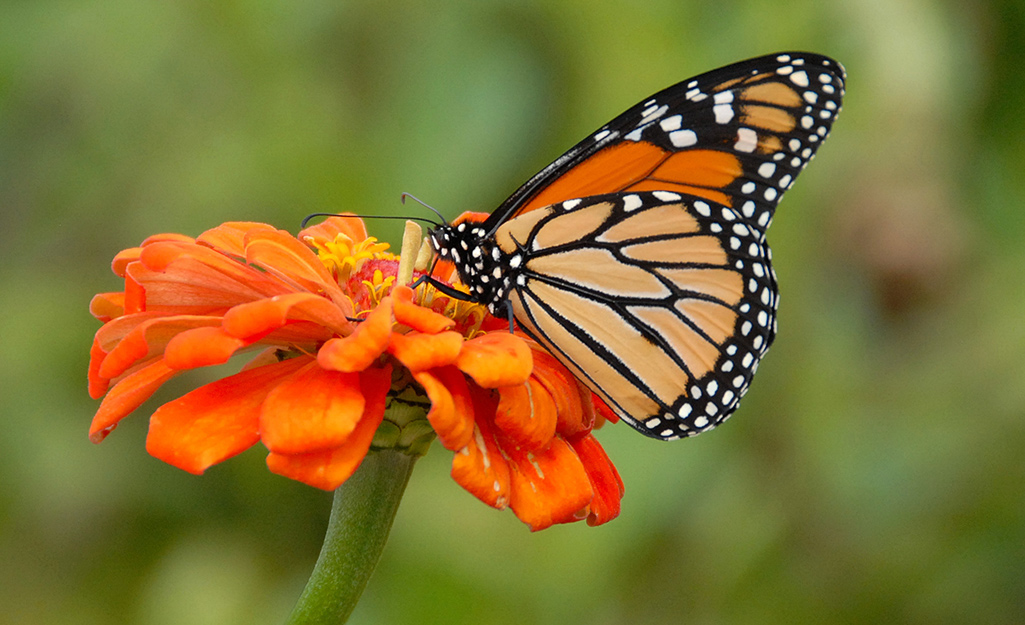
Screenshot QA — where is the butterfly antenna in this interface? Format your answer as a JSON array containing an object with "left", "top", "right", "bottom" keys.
[
  {"left": 400, "top": 193, "right": 448, "bottom": 226},
  {"left": 300, "top": 212, "right": 442, "bottom": 230}
]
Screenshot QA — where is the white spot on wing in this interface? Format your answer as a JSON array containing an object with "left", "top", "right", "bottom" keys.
[
  {"left": 735, "top": 128, "right": 757, "bottom": 153},
  {"left": 713, "top": 104, "right": 734, "bottom": 124},
  {"left": 669, "top": 129, "right": 698, "bottom": 147},
  {"left": 660, "top": 115, "right": 682, "bottom": 131},
  {"left": 622, "top": 194, "right": 643, "bottom": 212}
]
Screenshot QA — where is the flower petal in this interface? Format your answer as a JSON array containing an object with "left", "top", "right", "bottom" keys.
[
  {"left": 317, "top": 297, "right": 393, "bottom": 372},
  {"left": 164, "top": 326, "right": 249, "bottom": 369},
  {"left": 493, "top": 378, "right": 558, "bottom": 451},
  {"left": 451, "top": 393, "right": 511, "bottom": 510},
  {"left": 98, "top": 315, "right": 223, "bottom": 379},
  {"left": 244, "top": 227, "right": 346, "bottom": 301},
  {"left": 146, "top": 356, "right": 310, "bottom": 473},
  {"left": 260, "top": 360, "right": 365, "bottom": 455},
  {"left": 89, "top": 359, "right": 179, "bottom": 443},
  {"left": 266, "top": 364, "right": 392, "bottom": 490},
  {"left": 412, "top": 366, "right": 474, "bottom": 450},
  {"left": 124, "top": 272, "right": 146, "bottom": 314},
  {"left": 129, "top": 249, "right": 287, "bottom": 315},
  {"left": 591, "top": 392, "right": 620, "bottom": 425},
  {"left": 298, "top": 215, "right": 368, "bottom": 248},
  {"left": 111, "top": 247, "right": 142, "bottom": 277},
  {"left": 456, "top": 332, "right": 532, "bottom": 388},
  {"left": 90, "top": 292, "right": 125, "bottom": 323},
  {"left": 222, "top": 292, "right": 352, "bottom": 340},
  {"left": 570, "top": 434, "right": 624, "bottom": 526},
  {"left": 531, "top": 349, "right": 593, "bottom": 437},
  {"left": 388, "top": 331, "right": 463, "bottom": 372},
  {"left": 505, "top": 437, "right": 594, "bottom": 531},
  {"left": 88, "top": 336, "right": 111, "bottom": 399},
  {"left": 391, "top": 285, "right": 456, "bottom": 333},
  {"left": 196, "top": 221, "right": 274, "bottom": 257}
]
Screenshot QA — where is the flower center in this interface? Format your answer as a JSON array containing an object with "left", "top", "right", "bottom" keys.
[{"left": 310, "top": 233, "right": 392, "bottom": 282}]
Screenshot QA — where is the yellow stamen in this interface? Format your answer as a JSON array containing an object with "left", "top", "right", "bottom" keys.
[
  {"left": 313, "top": 234, "right": 391, "bottom": 282},
  {"left": 363, "top": 269, "right": 396, "bottom": 307}
]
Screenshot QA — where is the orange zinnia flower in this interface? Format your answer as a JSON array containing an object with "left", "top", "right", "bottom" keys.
[{"left": 88, "top": 215, "right": 624, "bottom": 530}]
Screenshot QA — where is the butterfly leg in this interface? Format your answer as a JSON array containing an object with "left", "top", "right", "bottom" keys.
[{"left": 408, "top": 274, "right": 475, "bottom": 301}]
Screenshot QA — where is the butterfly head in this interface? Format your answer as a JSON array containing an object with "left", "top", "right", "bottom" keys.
[{"left": 429, "top": 221, "right": 516, "bottom": 312}]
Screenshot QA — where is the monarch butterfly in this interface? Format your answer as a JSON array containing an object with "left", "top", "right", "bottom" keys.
[{"left": 427, "top": 52, "right": 845, "bottom": 440}]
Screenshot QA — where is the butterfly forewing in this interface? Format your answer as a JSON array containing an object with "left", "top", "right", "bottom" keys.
[
  {"left": 488, "top": 52, "right": 845, "bottom": 235},
  {"left": 495, "top": 192, "right": 775, "bottom": 439}
]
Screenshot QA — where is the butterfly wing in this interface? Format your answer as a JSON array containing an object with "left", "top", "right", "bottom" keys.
[
  {"left": 435, "top": 52, "right": 844, "bottom": 440},
  {"left": 494, "top": 191, "right": 776, "bottom": 439},
  {"left": 484, "top": 52, "right": 845, "bottom": 235}
]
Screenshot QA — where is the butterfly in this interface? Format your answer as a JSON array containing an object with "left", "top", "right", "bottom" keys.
[{"left": 426, "top": 52, "right": 845, "bottom": 440}]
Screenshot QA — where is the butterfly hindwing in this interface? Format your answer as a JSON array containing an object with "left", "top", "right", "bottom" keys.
[{"left": 493, "top": 191, "right": 775, "bottom": 440}]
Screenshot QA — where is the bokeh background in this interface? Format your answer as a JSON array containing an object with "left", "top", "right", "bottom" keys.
[{"left": 2, "top": 1, "right": 1023, "bottom": 623}]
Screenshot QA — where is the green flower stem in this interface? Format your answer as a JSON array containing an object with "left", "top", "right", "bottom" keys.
[{"left": 286, "top": 449, "right": 417, "bottom": 625}]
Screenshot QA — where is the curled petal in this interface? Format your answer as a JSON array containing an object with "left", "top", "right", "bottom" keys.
[
  {"left": 531, "top": 349, "right": 593, "bottom": 437},
  {"left": 494, "top": 379, "right": 557, "bottom": 451},
  {"left": 140, "top": 232, "right": 196, "bottom": 247},
  {"left": 318, "top": 297, "right": 393, "bottom": 372},
  {"left": 451, "top": 211, "right": 490, "bottom": 227},
  {"left": 298, "top": 215, "right": 369, "bottom": 249},
  {"left": 412, "top": 366, "right": 474, "bottom": 450},
  {"left": 260, "top": 361, "right": 365, "bottom": 455},
  {"left": 88, "top": 336, "right": 111, "bottom": 399},
  {"left": 392, "top": 285, "right": 456, "bottom": 333},
  {"left": 124, "top": 272, "right": 145, "bottom": 314},
  {"left": 456, "top": 332, "right": 532, "bottom": 388},
  {"left": 451, "top": 395, "right": 511, "bottom": 510},
  {"left": 90, "top": 292, "right": 125, "bottom": 323},
  {"left": 128, "top": 253, "right": 283, "bottom": 315},
  {"left": 164, "top": 326, "right": 249, "bottom": 369},
  {"left": 90, "top": 313, "right": 163, "bottom": 394},
  {"left": 222, "top": 292, "right": 351, "bottom": 340},
  {"left": 388, "top": 331, "right": 463, "bottom": 372},
  {"left": 244, "top": 228, "right": 346, "bottom": 301},
  {"left": 505, "top": 437, "right": 594, "bottom": 532},
  {"left": 146, "top": 356, "right": 310, "bottom": 474},
  {"left": 591, "top": 392, "right": 620, "bottom": 425},
  {"left": 196, "top": 221, "right": 274, "bottom": 257},
  {"left": 89, "top": 359, "right": 178, "bottom": 443},
  {"left": 98, "top": 316, "right": 222, "bottom": 379},
  {"left": 111, "top": 247, "right": 142, "bottom": 277},
  {"left": 266, "top": 365, "right": 392, "bottom": 490},
  {"left": 570, "top": 434, "right": 624, "bottom": 526}
]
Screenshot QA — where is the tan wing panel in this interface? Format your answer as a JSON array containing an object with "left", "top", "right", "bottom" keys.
[
  {"left": 522, "top": 281, "right": 695, "bottom": 419},
  {"left": 526, "top": 247, "right": 670, "bottom": 299},
  {"left": 597, "top": 203, "right": 701, "bottom": 243},
  {"left": 620, "top": 235, "right": 730, "bottom": 266}
]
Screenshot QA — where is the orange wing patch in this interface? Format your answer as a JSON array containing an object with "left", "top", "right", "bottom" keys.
[
  {"left": 520, "top": 142, "right": 667, "bottom": 213},
  {"left": 518, "top": 141, "right": 745, "bottom": 214}
]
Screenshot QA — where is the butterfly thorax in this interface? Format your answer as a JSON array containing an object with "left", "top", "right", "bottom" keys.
[{"left": 429, "top": 221, "right": 517, "bottom": 313}]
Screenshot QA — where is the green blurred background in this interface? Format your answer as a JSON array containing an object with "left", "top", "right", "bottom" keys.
[{"left": 3, "top": 0, "right": 1024, "bottom": 623}]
